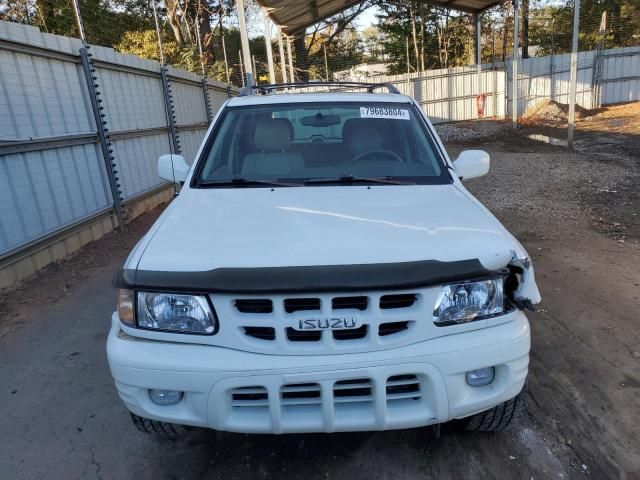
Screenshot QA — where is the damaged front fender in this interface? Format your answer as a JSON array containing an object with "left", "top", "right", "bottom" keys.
[{"left": 509, "top": 254, "right": 542, "bottom": 310}]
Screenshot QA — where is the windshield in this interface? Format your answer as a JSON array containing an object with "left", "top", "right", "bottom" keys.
[{"left": 193, "top": 102, "right": 450, "bottom": 187}]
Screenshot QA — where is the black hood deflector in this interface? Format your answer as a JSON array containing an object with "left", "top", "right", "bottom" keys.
[{"left": 113, "top": 259, "right": 494, "bottom": 293}]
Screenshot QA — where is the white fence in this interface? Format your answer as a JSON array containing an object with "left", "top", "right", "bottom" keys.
[
  {"left": 0, "top": 20, "right": 234, "bottom": 259},
  {"left": 343, "top": 46, "right": 640, "bottom": 123},
  {"left": 507, "top": 46, "right": 640, "bottom": 116},
  {"left": 358, "top": 65, "right": 506, "bottom": 124}
]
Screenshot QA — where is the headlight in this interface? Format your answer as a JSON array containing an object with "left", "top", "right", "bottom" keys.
[
  {"left": 135, "top": 291, "right": 216, "bottom": 334},
  {"left": 433, "top": 278, "right": 504, "bottom": 326}
]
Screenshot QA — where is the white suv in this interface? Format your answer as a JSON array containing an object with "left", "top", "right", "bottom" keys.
[{"left": 108, "top": 83, "right": 540, "bottom": 436}]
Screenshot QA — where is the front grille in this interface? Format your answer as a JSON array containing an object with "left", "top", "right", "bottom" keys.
[
  {"left": 244, "top": 326, "right": 276, "bottom": 340},
  {"left": 228, "top": 374, "right": 424, "bottom": 432},
  {"left": 235, "top": 299, "right": 273, "bottom": 313},
  {"left": 281, "top": 383, "right": 322, "bottom": 405},
  {"left": 284, "top": 298, "right": 321, "bottom": 313},
  {"left": 380, "top": 294, "right": 417, "bottom": 309},
  {"left": 226, "top": 291, "right": 420, "bottom": 352},
  {"left": 286, "top": 328, "right": 322, "bottom": 342},
  {"left": 333, "top": 378, "right": 373, "bottom": 403},
  {"left": 378, "top": 321, "right": 410, "bottom": 336},
  {"left": 332, "top": 325, "right": 367, "bottom": 340},
  {"left": 386, "top": 375, "right": 422, "bottom": 403},
  {"left": 231, "top": 386, "right": 268, "bottom": 407},
  {"left": 332, "top": 296, "right": 368, "bottom": 310}
]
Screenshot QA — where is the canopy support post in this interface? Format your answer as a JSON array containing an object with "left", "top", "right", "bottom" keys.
[
  {"left": 512, "top": 0, "right": 519, "bottom": 131},
  {"left": 277, "top": 27, "right": 288, "bottom": 83},
  {"left": 286, "top": 36, "right": 295, "bottom": 82},
  {"left": 262, "top": 8, "right": 276, "bottom": 84},
  {"left": 567, "top": 0, "right": 581, "bottom": 147},
  {"left": 236, "top": 0, "right": 253, "bottom": 87}
]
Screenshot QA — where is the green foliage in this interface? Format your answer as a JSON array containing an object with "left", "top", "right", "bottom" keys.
[{"left": 115, "top": 29, "right": 179, "bottom": 62}]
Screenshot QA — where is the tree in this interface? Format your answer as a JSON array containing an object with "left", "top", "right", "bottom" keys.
[
  {"left": 290, "top": 1, "right": 372, "bottom": 81},
  {"left": 361, "top": 26, "right": 384, "bottom": 61},
  {"left": 374, "top": 0, "right": 471, "bottom": 73}
]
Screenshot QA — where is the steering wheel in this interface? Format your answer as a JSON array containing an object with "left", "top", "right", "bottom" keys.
[{"left": 349, "top": 149, "right": 403, "bottom": 164}]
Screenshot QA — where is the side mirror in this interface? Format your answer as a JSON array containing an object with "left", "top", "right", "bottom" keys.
[
  {"left": 158, "top": 154, "right": 189, "bottom": 183},
  {"left": 453, "top": 150, "right": 490, "bottom": 180}
]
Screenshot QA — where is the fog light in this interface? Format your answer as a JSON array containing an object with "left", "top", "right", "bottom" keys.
[
  {"left": 466, "top": 367, "right": 495, "bottom": 387},
  {"left": 149, "top": 389, "right": 183, "bottom": 405}
]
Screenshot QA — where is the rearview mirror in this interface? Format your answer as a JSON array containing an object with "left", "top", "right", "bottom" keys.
[
  {"left": 453, "top": 150, "right": 490, "bottom": 180},
  {"left": 158, "top": 154, "right": 189, "bottom": 183},
  {"left": 301, "top": 113, "right": 341, "bottom": 127}
]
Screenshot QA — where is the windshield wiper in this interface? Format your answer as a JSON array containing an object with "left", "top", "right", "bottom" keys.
[
  {"left": 199, "top": 177, "right": 302, "bottom": 188},
  {"left": 304, "top": 175, "right": 416, "bottom": 186}
]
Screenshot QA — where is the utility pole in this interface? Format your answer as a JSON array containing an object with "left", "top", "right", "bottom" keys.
[
  {"left": 151, "top": 0, "right": 165, "bottom": 63},
  {"left": 406, "top": 37, "right": 411, "bottom": 91},
  {"left": 195, "top": 15, "right": 206, "bottom": 76},
  {"left": 262, "top": 8, "right": 276, "bottom": 84},
  {"left": 252, "top": 54, "right": 258, "bottom": 83},
  {"left": 221, "top": 34, "right": 230, "bottom": 84},
  {"left": 236, "top": 0, "right": 253, "bottom": 87},
  {"left": 567, "top": 0, "right": 581, "bottom": 147},
  {"left": 286, "top": 36, "right": 295, "bottom": 82},
  {"left": 71, "top": 0, "right": 87, "bottom": 43},
  {"left": 239, "top": 49, "right": 245, "bottom": 87},
  {"left": 323, "top": 43, "right": 330, "bottom": 81},
  {"left": 277, "top": 26, "right": 288, "bottom": 82}
]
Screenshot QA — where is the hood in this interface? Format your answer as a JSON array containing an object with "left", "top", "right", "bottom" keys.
[{"left": 136, "top": 185, "right": 517, "bottom": 272}]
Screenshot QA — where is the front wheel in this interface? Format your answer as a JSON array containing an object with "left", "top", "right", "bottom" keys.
[
  {"left": 130, "top": 413, "right": 193, "bottom": 437},
  {"left": 464, "top": 386, "right": 526, "bottom": 432}
]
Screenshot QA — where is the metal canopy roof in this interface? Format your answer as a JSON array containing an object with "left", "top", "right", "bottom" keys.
[{"left": 257, "top": 0, "right": 500, "bottom": 35}]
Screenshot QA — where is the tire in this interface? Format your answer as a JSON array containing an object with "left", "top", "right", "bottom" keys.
[
  {"left": 464, "top": 387, "right": 526, "bottom": 432},
  {"left": 130, "top": 413, "right": 189, "bottom": 437}
]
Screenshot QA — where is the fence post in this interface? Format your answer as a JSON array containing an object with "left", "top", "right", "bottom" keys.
[
  {"left": 72, "top": 0, "right": 124, "bottom": 227},
  {"left": 160, "top": 66, "right": 181, "bottom": 154},
  {"left": 202, "top": 78, "right": 213, "bottom": 123},
  {"left": 79, "top": 47, "right": 125, "bottom": 227}
]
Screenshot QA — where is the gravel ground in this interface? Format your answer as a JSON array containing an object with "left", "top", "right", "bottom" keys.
[
  {"left": 0, "top": 121, "right": 639, "bottom": 479},
  {"left": 435, "top": 120, "right": 510, "bottom": 143}
]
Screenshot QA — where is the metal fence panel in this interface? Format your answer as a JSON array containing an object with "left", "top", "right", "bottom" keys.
[
  {"left": 110, "top": 134, "right": 171, "bottom": 199},
  {"left": 601, "top": 46, "right": 640, "bottom": 104},
  {"left": 0, "top": 50, "right": 93, "bottom": 138},
  {"left": 0, "top": 144, "right": 111, "bottom": 254},
  {"left": 207, "top": 84, "right": 230, "bottom": 115},
  {"left": 170, "top": 79, "right": 209, "bottom": 127},
  {"left": 345, "top": 64, "right": 506, "bottom": 124},
  {"left": 96, "top": 67, "right": 167, "bottom": 131},
  {"left": 176, "top": 128, "right": 209, "bottom": 164},
  {"left": 0, "top": 20, "right": 237, "bottom": 258},
  {"left": 507, "top": 50, "right": 598, "bottom": 116}
]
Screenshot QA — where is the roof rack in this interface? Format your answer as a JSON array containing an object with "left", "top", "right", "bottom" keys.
[{"left": 237, "top": 81, "right": 401, "bottom": 97}]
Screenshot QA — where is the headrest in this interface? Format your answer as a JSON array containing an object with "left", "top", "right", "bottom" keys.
[
  {"left": 342, "top": 118, "right": 384, "bottom": 154},
  {"left": 254, "top": 118, "right": 293, "bottom": 152}
]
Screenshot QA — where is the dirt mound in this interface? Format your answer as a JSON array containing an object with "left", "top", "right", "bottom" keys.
[{"left": 521, "top": 99, "right": 594, "bottom": 124}]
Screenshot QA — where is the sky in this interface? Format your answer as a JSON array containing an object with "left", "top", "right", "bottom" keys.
[{"left": 354, "top": 6, "right": 381, "bottom": 31}]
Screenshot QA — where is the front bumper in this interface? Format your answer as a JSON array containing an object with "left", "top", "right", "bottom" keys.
[{"left": 107, "top": 311, "right": 530, "bottom": 433}]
